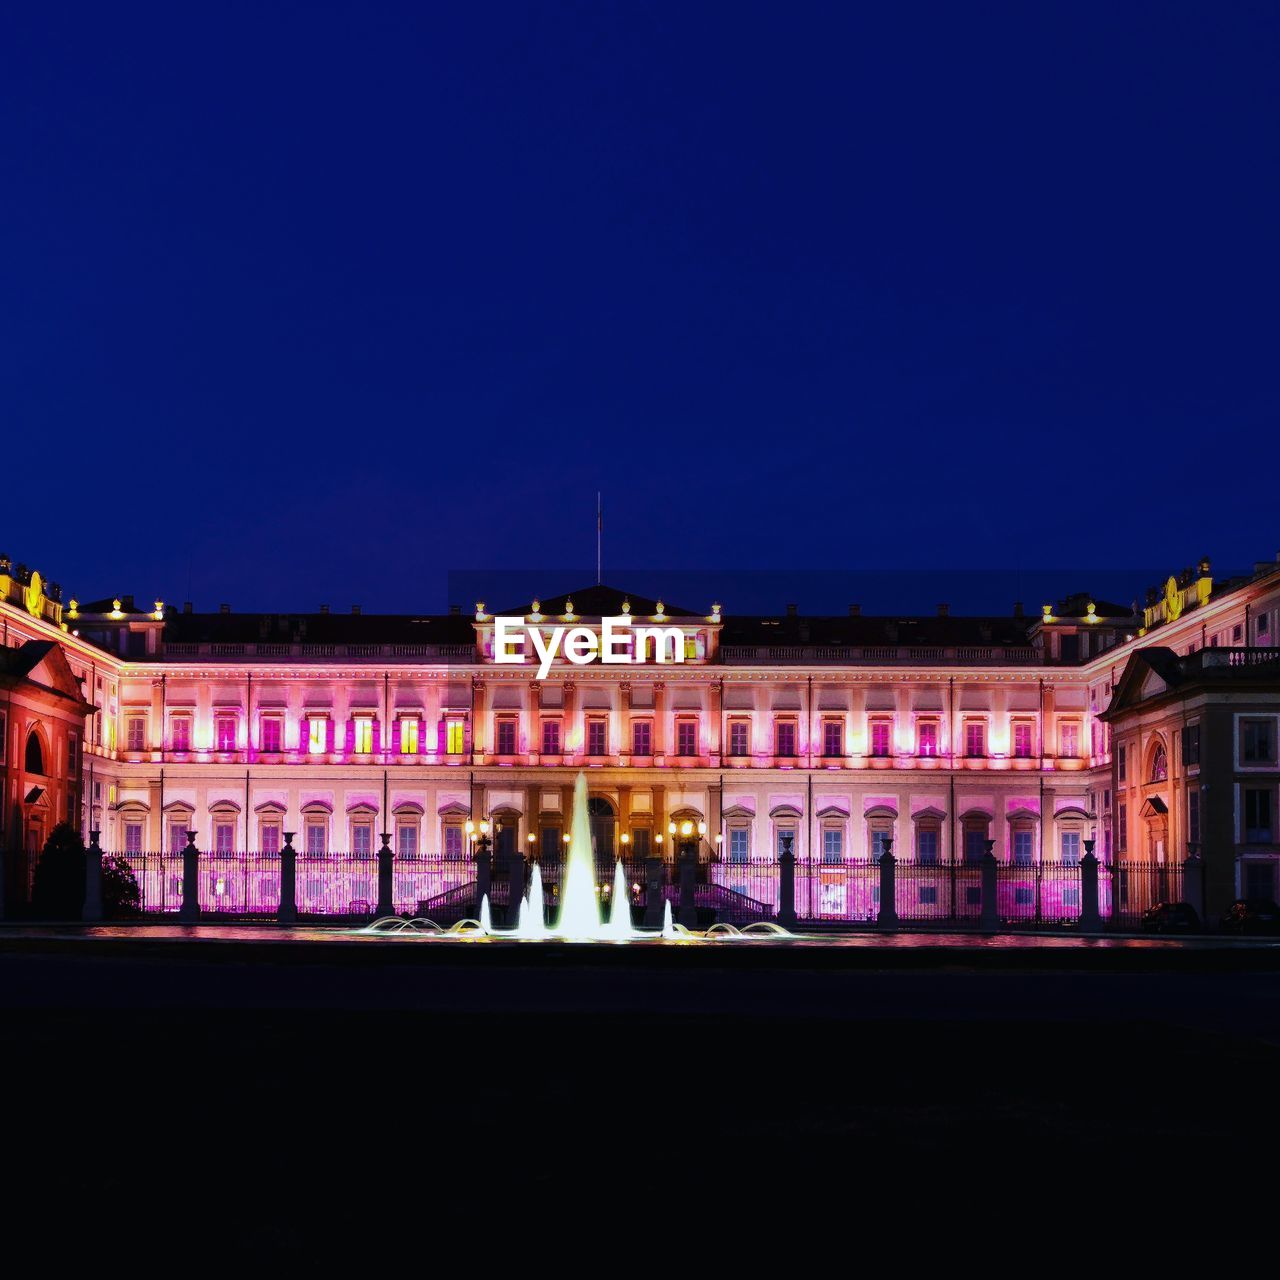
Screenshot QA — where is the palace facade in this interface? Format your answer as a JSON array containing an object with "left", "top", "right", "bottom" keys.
[{"left": 2, "top": 551, "right": 1279, "bottom": 919}]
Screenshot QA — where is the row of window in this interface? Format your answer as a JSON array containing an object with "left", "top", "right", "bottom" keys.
[{"left": 123, "top": 711, "right": 1102, "bottom": 760}]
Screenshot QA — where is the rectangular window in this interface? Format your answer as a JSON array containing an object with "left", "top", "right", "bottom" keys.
[
  {"left": 260, "top": 716, "right": 282, "bottom": 753},
  {"left": 676, "top": 720, "right": 697, "bottom": 756},
  {"left": 1118, "top": 744, "right": 1127, "bottom": 781},
  {"left": 67, "top": 730, "right": 77, "bottom": 777},
  {"left": 496, "top": 718, "right": 517, "bottom": 755},
  {"left": 1013, "top": 830, "right": 1034, "bottom": 866},
  {"left": 775, "top": 720, "right": 796, "bottom": 757},
  {"left": 1242, "top": 719, "right": 1275, "bottom": 764},
  {"left": 964, "top": 828, "right": 987, "bottom": 863},
  {"left": 214, "top": 822, "right": 235, "bottom": 854},
  {"left": 631, "top": 720, "right": 651, "bottom": 756},
  {"left": 445, "top": 719, "right": 465, "bottom": 755},
  {"left": 1188, "top": 789, "right": 1201, "bottom": 844},
  {"left": 171, "top": 717, "right": 191, "bottom": 752},
  {"left": 1117, "top": 801, "right": 1127, "bottom": 853},
  {"left": 308, "top": 717, "right": 328, "bottom": 754},
  {"left": 397, "top": 825, "right": 417, "bottom": 856},
  {"left": 260, "top": 824, "right": 281, "bottom": 854},
  {"left": 869, "top": 720, "right": 891, "bottom": 757},
  {"left": 1060, "top": 831, "right": 1081, "bottom": 864},
  {"left": 126, "top": 717, "right": 146, "bottom": 751},
  {"left": 444, "top": 826, "right": 464, "bottom": 860},
  {"left": 632, "top": 827, "right": 650, "bottom": 858},
  {"left": 728, "top": 720, "right": 749, "bottom": 756},
  {"left": 822, "top": 720, "right": 842, "bottom": 757},
  {"left": 586, "top": 718, "right": 608, "bottom": 756},
  {"left": 352, "top": 826, "right": 373, "bottom": 855},
  {"left": 870, "top": 829, "right": 892, "bottom": 860},
  {"left": 917, "top": 828, "right": 939, "bottom": 864},
  {"left": 728, "top": 828, "right": 749, "bottom": 863},
  {"left": 1181, "top": 723, "right": 1200, "bottom": 768},
  {"left": 352, "top": 716, "right": 373, "bottom": 754},
  {"left": 1244, "top": 860, "right": 1277, "bottom": 900},
  {"left": 1244, "top": 787, "right": 1274, "bottom": 843},
  {"left": 535, "top": 719, "right": 559, "bottom": 756},
  {"left": 215, "top": 715, "right": 237, "bottom": 752},
  {"left": 965, "top": 721, "right": 986, "bottom": 758},
  {"left": 1013, "top": 722, "right": 1033, "bottom": 758},
  {"left": 124, "top": 823, "right": 144, "bottom": 855},
  {"left": 1059, "top": 723, "right": 1079, "bottom": 758},
  {"left": 168, "top": 822, "right": 187, "bottom": 854},
  {"left": 305, "top": 823, "right": 327, "bottom": 855},
  {"left": 540, "top": 826, "right": 561, "bottom": 859},
  {"left": 822, "top": 828, "right": 844, "bottom": 863},
  {"left": 917, "top": 722, "right": 938, "bottom": 757},
  {"left": 398, "top": 718, "right": 419, "bottom": 755}
]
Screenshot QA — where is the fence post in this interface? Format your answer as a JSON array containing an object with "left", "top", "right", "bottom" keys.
[
  {"left": 507, "top": 848, "right": 526, "bottom": 927},
  {"left": 1079, "top": 838, "right": 1101, "bottom": 933},
  {"left": 678, "top": 840, "right": 697, "bottom": 927},
  {"left": 980, "top": 840, "right": 998, "bottom": 932},
  {"left": 376, "top": 831, "right": 395, "bottom": 918},
  {"left": 643, "top": 855, "right": 664, "bottom": 928},
  {"left": 179, "top": 831, "right": 201, "bottom": 923},
  {"left": 877, "top": 841, "right": 898, "bottom": 928},
  {"left": 83, "top": 828, "right": 104, "bottom": 922},
  {"left": 278, "top": 832, "right": 297, "bottom": 924},
  {"left": 777, "top": 835, "right": 797, "bottom": 929},
  {"left": 1183, "top": 845, "right": 1205, "bottom": 926}
]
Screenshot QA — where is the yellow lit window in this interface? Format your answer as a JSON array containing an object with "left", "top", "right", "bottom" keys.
[
  {"left": 353, "top": 717, "right": 373, "bottom": 754},
  {"left": 446, "top": 719, "right": 465, "bottom": 755},
  {"left": 400, "top": 718, "right": 419, "bottom": 754},
  {"left": 308, "top": 718, "right": 328, "bottom": 754}
]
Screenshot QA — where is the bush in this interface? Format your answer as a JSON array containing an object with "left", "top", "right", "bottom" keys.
[
  {"left": 30, "top": 822, "right": 86, "bottom": 919},
  {"left": 102, "top": 854, "right": 142, "bottom": 918}
]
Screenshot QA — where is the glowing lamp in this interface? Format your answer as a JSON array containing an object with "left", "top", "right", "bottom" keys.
[
  {"left": 153, "top": 600, "right": 164, "bottom": 620},
  {"left": 620, "top": 832, "right": 630, "bottom": 845},
  {"left": 527, "top": 832, "right": 536, "bottom": 844},
  {"left": 621, "top": 599, "right": 631, "bottom": 615},
  {"left": 668, "top": 821, "right": 677, "bottom": 835},
  {"left": 110, "top": 598, "right": 124, "bottom": 619},
  {"left": 479, "top": 819, "right": 490, "bottom": 835},
  {"left": 655, "top": 833, "right": 663, "bottom": 846},
  {"left": 68, "top": 598, "right": 79, "bottom": 619},
  {"left": 475, "top": 601, "right": 488, "bottom": 621},
  {"left": 465, "top": 819, "right": 475, "bottom": 835},
  {"left": 562, "top": 832, "right": 571, "bottom": 844},
  {"left": 697, "top": 820, "right": 707, "bottom": 836},
  {"left": 680, "top": 820, "right": 693, "bottom": 838}
]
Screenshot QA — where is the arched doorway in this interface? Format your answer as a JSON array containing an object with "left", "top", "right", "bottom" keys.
[{"left": 587, "top": 796, "right": 615, "bottom": 863}]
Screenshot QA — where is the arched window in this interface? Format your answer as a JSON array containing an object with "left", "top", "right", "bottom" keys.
[
  {"left": 25, "top": 729, "right": 45, "bottom": 775},
  {"left": 1150, "top": 742, "right": 1168, "bottom": 783}
]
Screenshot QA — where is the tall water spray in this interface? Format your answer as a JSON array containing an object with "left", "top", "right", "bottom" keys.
[{"left": 557, "top": 771, "right": 601, "bottom": 936}]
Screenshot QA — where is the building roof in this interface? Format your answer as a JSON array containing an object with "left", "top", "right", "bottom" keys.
[
  {"left": 718, "top": 613, "right": 1035, "bottom": 648},
  {"left": 161, "top": 610, "right": 476, "bottom": 646},
  {"left": 494, "top": 584, "right": 697, "bottom": 618}
]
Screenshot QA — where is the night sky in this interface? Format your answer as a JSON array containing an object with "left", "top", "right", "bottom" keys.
[{"left": 3, "top": 3, "right": 1278, "bottom": 616}]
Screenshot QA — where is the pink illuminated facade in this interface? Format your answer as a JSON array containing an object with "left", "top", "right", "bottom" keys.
[{"left": 3, "top": 559, "right": 1280, "bottom": 920}]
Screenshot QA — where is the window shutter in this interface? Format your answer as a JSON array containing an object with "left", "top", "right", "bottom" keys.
[
  {"left": 391, "top": 718, "right": 402, "bottom": 756},
  {"left": 464, "top": 715, "right": 472, "bottom": 756},
  {"left": 345, "top": 718, "right": 355, "bottom": 755},
  {"left": 416, "top": 716, "right": 426, "bottom": 756},
  {"left": 437, "top": 718, "right": 447, "bottom": 755},
  {"left": 372, "top": 719, "right": 381, "bottom": 756},
  {"left": 326, "top": 718, "right": 336, "bottom": 753}
]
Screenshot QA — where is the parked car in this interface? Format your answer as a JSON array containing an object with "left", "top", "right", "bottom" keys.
[
  {"left": 1141, "top": 901, "right": 1202, "bottom": 933},
  {"left": 1218, "top": 899, "right": 1280, "bottom": 935}
]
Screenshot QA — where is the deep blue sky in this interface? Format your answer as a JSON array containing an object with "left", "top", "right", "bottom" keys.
[{"left": 3, "top": 3, "right": 1278, "bottom": 615}]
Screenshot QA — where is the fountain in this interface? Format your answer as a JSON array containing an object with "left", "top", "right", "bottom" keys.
[{"left": 362, "top": 770, "right": 794, "bottom": 944}]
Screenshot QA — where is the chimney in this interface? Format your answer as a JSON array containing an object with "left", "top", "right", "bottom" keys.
[
  {"left": 123, "top": 594, "right": 135, "bottom": 610},
  {"left": 351, "top": 605, "right": 361, "bottom": 615},
  {"left": 786, "top": 603, "right": 798, "bottom": 617},
  {"left": 219, "top": 602, "right": 230, "bottom": 614},
  {"left": 848, "top": 604, "right": 861, "bottom": 617},
  {"left": 449, "top": 604, "right": 461, "bottom": 615},
  {"left": 319, "top": 604, "right": 330, "bottom": 615},
  {"left": 1013, "top": 601, "right": 1024, "bottom": 617},
  {"left": 937, "top": 603, "right": 949, "bottom": 618},
  {"left": 182, "top": 601, "right": 193, "bottom": 614}
]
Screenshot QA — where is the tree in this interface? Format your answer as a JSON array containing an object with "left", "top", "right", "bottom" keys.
[
  {"left": 102, "top": 854, "right": 141, "bottom": 917},
  {"left": 30, "top": 822, "right": 86, "bottom": 919}
]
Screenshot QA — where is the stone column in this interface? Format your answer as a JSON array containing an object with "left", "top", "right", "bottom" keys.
[
  {"left": 278, "top": 832, "right": 297, "bottom": 924},
  {"left": 1079, "top": 839, "right": 1102, "bottom": 933},
  {"left": 470, "top": 676, "right": 486, "bottom": 762},
  {"left": 83, "top": 829, "right": 104, "bottom": 922},
  {"left": 179, "top": 831, "right": 201, "bottom": 923},
  {"left": 376, "top": 830, "right": 395, "bottom": 917},
  {"left": 653, "top": 681, "right": 666, "bottom": 760},
  {"left": 877, "top": 840, "right": 898, "bottom": 928},
  {"left": 980, "top": 841, "right": 998, "bottom": 932},
  {"left": 644, "top": 855, "right": 664, "bottom": 928},
  {"left": 777, "top": 836, "right": 797, "bottom": 929},
  {"left": 678, "top": 839, "right": 697, "bottom": 927},
  {"left": 709, "top": 679, "right": 723, "bottom": 762},
  {"left": 1183, "top": 844, "right": 1205, "bottom": 926}
]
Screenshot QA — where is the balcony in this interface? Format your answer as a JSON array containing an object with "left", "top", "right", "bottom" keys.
[
  {"left": 718, "top": 644, "right": 1039, "bottom": 665},
  {"left": 161, "top": 641, "right": 476, "bottom": 662}
]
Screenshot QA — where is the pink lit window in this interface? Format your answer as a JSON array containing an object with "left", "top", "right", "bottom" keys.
[
  {"left": 496, "top": 718, "right": 517, "bottom": 755},
  {"left": 352, "top": 826, "right": 373, "bottom": 855},
  {"left": 822, "top": 721, "right": 842, "bottom": 757},
  {"left": 965, "top": 721, "right": 986, "bottom": 758},
  {"left": 215, "top": 716, "right": 236, "bottom": 752},
  {"left": 918, "top": 722, "right": 938, "bottom": 756},
  {"left": 126, "top": 718, "right": 146, "bottom": 751},
  {"left": 631, "top": 721, "right": 651, "bottom": 756},
  {"left": 870, "top": 721, "right": 891, "bottom": 757},
  {"left": 676, "top": 720, "right": 697, "bottom": 756},
  {"left": 214, "top": 822, "right": 235, "bottom": 853},
  {"left": 260, "top": 717, "right": 282, "bottom": 752},
  {"left": 171, "top": 717, "right": 191, "bottom": 752},
  {"left": 728, "top": 720, "right": 750, "bottom": 756},
  {"left": 587, "top": 718, "right": 608, "bottom": 756},
  {"left": 1013, "top": 723, "right": 1033, "bottom": 758},
  {"left": 168, "top": 822, "right": 187, "bottom": 853},
  {"left": 260, "top": 824, "right": 281, "bottom": 854},
  {"left": 124, "top": 823, "right": 143, "bottom": 855},
  {"left": 775, "top": 721, "right": 796, "bottom": 757},
  {"left": 305, "top": 823, "right": 327, "bottom": 854},
  {"left": 542, "top": 720, "right": 561, "bottom": 755},
  {"left": 1060, "top": 723, "right": 1080, "bottom": 758}
]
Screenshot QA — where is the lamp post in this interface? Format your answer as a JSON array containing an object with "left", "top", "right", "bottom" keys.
[
  {"left": 671, "top": 818, "right": 700, "bottom": 927},
  {"left": 468, "top": 817, "right": 492, "bottom": 911}
]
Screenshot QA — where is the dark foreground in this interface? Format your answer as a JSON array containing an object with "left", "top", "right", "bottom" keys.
[{"left": 2, "top": 931, "right": 1276, "bottom": 1263}]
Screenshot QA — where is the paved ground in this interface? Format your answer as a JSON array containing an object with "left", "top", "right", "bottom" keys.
[{"left": 1, "top": 930, "right": 1272, "bottom": 1262}]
